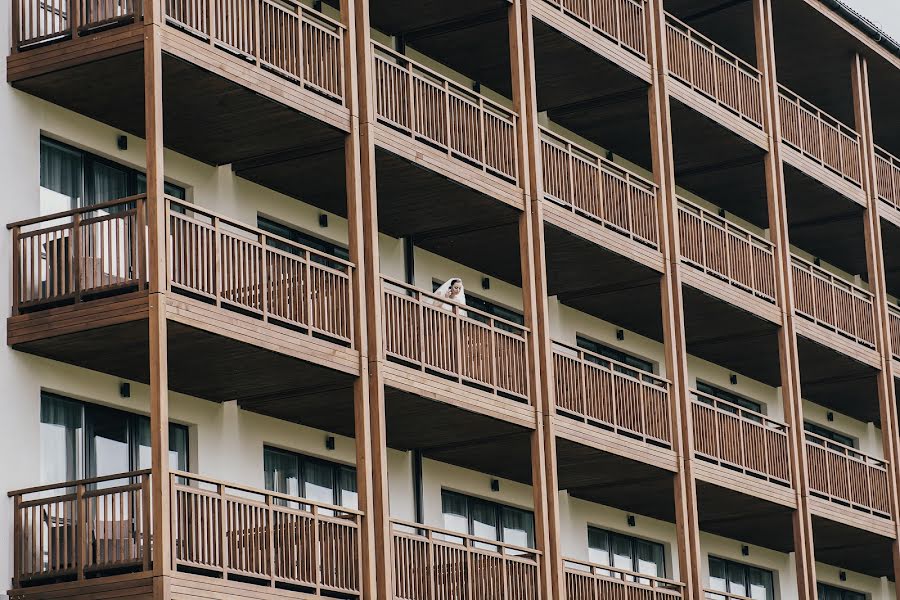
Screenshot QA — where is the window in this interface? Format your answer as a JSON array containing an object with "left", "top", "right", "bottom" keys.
[
  {"left": 441, "top": 490, "right": 534, "bottom": 548},
  {"left": 577, "top": 336, "right": 654, "bottom": 378},
  {"left": 587, "top": 527, "right": 666, "bottom": 582},
  {"left": 258, "top": 216, "right": 349, "bottom": 268},
  {"left": 709, "top": 557, "right": 775, "bottom": 600},
  {"left": 430, "top": 280, "right": 525, "bottom": 328},
  {"left": 804, "top": 422, "right": 856, "bottom": 450},
  {"left": 818, "top": 583, "right": 866, "bottom": 600},
  {"left": 263, "top": 446, "right": 357, "bottom": 510},
  {"left": 40, "top": 393, "right": 189, "bottom": 486},
  {"left": 696, "top": 382, "right": 764, "bottom": 423},
  {"left": 40, "top": 137, "right": 185, "bottom": 212}
]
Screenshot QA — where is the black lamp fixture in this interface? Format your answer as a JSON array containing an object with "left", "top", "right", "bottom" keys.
[
  {"left": 482, "top": 277, "right": 491, "bottom": 290},
  {"left": 741, "top": 545, "right": 750, "bottom": 556},
  {"left": 117, "top": 135, "right": 128, "bottom": 151},
  {"left": 325, "top": 435, "right": 335, "bottom": 450},
  {"left": 490, "top": 479, "right": 500, "bottom": 492},
  {"left": 627, "top": 515, "right": 636, "bottom": 527},
  {"left": 616, "top": 329, "right": 625, "bottom": 341},
  {"left": 119, "top": 382, "right": 131, "bottom": 398},
  {"left": 318, "top": 214, "right": 328, "bottom": 228}
]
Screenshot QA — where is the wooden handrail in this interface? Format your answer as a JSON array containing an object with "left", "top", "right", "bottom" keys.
[
  {"left": 371, "top": 41, "right": 519, "bottom": 183},
  {"left": 777, "top": 84, "right": 862, "bottom": 184},
  {"left": 664, "top": 12, "right": 763, "bottom": 127},
  {"left": 874, "top": 145, "right": 900, "bottom": 211},
  {"left": 541, "top": 0, "right": 648, "bottom": 58},
  {"left": 691, "top": 389, "right": 786, "bottom": 431},
  {"left": 677, "top": 197, "right": 776, "bottom": 302},
  {"left": 540, "top": 126, "right": 660, "bottom": 248},
  {"left": 705, "top": 589, "right": 761, "bottom": 600},
  {"left": 790, "top": 253, "right": 875, "bottom": 347},
  {"left": 552, "top": 340, "right": 673, "bottom": 446},
  {"left": 804, "top": 432, "right": 887, "bottom": 468},
  {"left": 9, "top": 470, "right": 152, "bottom": 497},
  {"left": 563, "top": 558, "right": 684, "bottom": 592},
  {"left": 7, "top": 194, "right": 149, "bottom": 229},
  {"left": 392, "top": 519, "right": 540, "bottom": 558},
  {"left": 13, "top": 0, "right": 142, "bottom": 51}
]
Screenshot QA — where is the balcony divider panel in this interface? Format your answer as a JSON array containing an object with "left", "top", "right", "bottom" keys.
[
  {"left": 372, "top": 42, "right": 519, "bottom": 184},
  {"left": 790, "top": 254, "right": 875, "bottom": 349},
  {"left": 391, "top": 520, "right": 541, "bottom": 600},
  {"left": 804, "top": 432, "right": 891, "bottom": 517},
  {"left": 563, "top": 558, "right": 684, "bottom": 600},
  {"left": 690, "top": 389, "right": 790, "bottom": 484},
  {"left": 778, "top": 85, "right": 862, "bottom": 185},
  {"left": 540, "top": 127, "right": 660, "bottom": 249},
  {"left": 540, "top": 0, "right": 648, "bottom": 58},
  {"left": 664, "top": 13, "right": 763, "bottom": 128},
  {"left": 676, "top": 198, "right": 776, "bottom": 303},
  {"left": 874, "top": 145, "right": 900, "bottom": 213},
  {"left": 552, "top": 340, "right": 672, "bottom": 446}
]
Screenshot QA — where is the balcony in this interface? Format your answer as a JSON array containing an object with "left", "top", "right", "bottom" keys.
[
  {"left": 676, "top": 198, "right": 778, "bottom": 322},
  {"left": 690, "top": 389, "right": 791, "bottom": 492},
  {"left": 664, "top": 14, "right": 765, "bottom": 146},
  {"left": 875, "top": 145, "right": 900, "bottom": 224},
  {"left": 564, "top": 558, "right": 683, "bottom": 600},
  {"left": 9, "top": 470, "right": 361, "bottom": 597},
  {"left": 889, "top": 305, "right": 900, "bottom": 364},
  {"left": 778, "top": 86, "right": 864, "bottom": 203},
  {"left": 540, "top": 127, "right": 661, "bottom": 264},
  {"left": 805, "top": 432, "right": 892, "bottom": 532},
  {"left": 391, "top": 521, "right": 540, "bottom": 600},
  {"left": 371, "top": 43, "right": 521, "bottom": 206},
  {"left": 8, "top": 198, "right": 361, "bottom": 433},
  {"left": 790, "top": 254, "right": 877, "bottom": 364}
]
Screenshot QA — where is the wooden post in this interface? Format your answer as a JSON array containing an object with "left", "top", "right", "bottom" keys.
[
  {"left": 849, "top": 52, "right": 900, "bottom": 596},
  {"left": 509, "top": 0, "right": 564, "bottom": 598},
  {"left": 144, "top": 0, "right": 171, "bottom": 579},
  {"left": 646, "top": 2, "right": 704, "bottom": 599},
  {"left": 751, "top": 1, "right": 817, "bottom": 598},
  {"left": 345, "top": 0, "right": 393, "bottom": 597}
]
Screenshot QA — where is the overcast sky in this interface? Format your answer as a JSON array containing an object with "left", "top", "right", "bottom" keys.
[{"left": 841, "top": 0, "right": 900, "bottom": 41}]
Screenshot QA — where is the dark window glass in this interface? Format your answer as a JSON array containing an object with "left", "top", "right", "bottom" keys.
[
  {"left": 263, "top": 446, "right": 356, "bottom": 509},
  {"left": 440, "top": 490, "right": 534, "bottom": 548},
  {"left": 587, "top": 527, "right": 666, "bottom": 582},
  {"left": 708, "top": 557, "right": 774, "bottom": 600},
  {"left": 39, "top": 393, "right": 189, "bottom": 486},
  {"left": 40, "top": 137, "right": 185, "bottom": 210},
  {"left": 818, "top": 583, "right": 865, "bottom": 600},
  {"left": 804, "top": 422, "right": 857, "bottom": 449},
  {"left": 577, "top": 336, "right": 654, "bottom": 377},
  {"left": 696, "top": 382, "right": 762, "bottom": 414},
  {"left": 258, "top": 216, "right": 349, "bottom": 268}
]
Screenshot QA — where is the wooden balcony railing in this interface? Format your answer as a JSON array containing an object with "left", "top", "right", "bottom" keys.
[
  {"left": 392, "top": 520, "right": 541, "bottom": 600},
  {"left": 564, "top": 558, "right": 683, "bottom": 600},
  {"left": 805, "top": 432, "right": 891, "bottom": 517},
  {"left": 874, "top": 145, "right": 900, "bottom": 212},
  {"left": 705, "top": 588, "right": 760, "bottom": 600},
  {"left": 791, "top": 254, "right": 875, "bottom": 348},
  {"left": 13, "top": 0, "right": 141, "bottom": 50},
  {"left": 677, "top": 198, "right": 776, "bottom": 303},
  {"left": 888, "top": 305, "right": 900, "bottom": 362},
  {"left": 541, "top": 0, "right": 648, "bottom": 59},
  {"left": 166, "top": 199, "right": 355, "bottom": 346},
  {"left": 382, "top": 277, "right": 530, "bottom": 401},
  {"left": 664, "top": 14, "right": 763, "bottom": 128},
  {"left": 165, "top": 0, "right": 345, "bottom": 103},
  {"left": 9, "top": 471, "right": 152, "bottom": 587},
  {"left": 372, "top": 42, "right": 519, "bottom": 183},
  {"left": 778, "top": 86, "right": 862, "bottom": 185},
  {"left": 8, "top": 196, "right": 148, "bottom": 315},
  {"left": 540, "top": 127, "right": 660, "bottom": 249},
  {"left": 171, "top": 472, "right": 361, "bottom": 594},
  {"left": 553, "top": 341, "right": 672, "bottom": 446},
  {"left": 690, "top": 390, "right": 790, "bottom": 484}
]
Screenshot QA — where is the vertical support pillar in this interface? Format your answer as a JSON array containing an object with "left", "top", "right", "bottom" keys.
[
  {"left": 348, "top": 0, "right": 392, "bottom": 598},
  {"left": 645, "top": 2, "right": 703, "bottom": 598},
  {"left": 143, "top": 0, "right": 171, "bottom": 579},
  {"left": 508, "top": 1, "right": 564, "bottom": 598},
  {"left": 849, "top": 53, "right": 900, "bottom": 594},
  {"left": 750, "top": 2, "right": 817, "bottom": 599}
]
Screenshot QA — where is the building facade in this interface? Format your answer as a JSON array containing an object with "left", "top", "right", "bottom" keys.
[{"left": 1, "top": 0, "right": 900, "bottom": 599}]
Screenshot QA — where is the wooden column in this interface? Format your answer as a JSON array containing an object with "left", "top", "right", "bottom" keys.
[
  {"left": 509, "top": 0, "right": 564, "bottom": 598},
  {"left": 349, "top": 0, "right": 393, "bottom": 598},
  {"left": 849, "top": 53, "right": 900, "bottom": 593},
  {"left": 645, "top": 2, "right": 703, "bottom": 599},
  {"left": 751, "top": 2, "right": 817, "bottom": 599},
  {"left": 342, "top": 0, "right": 383, "bottom": 598},
  {"left": 143, "top": 0, "right": 171, "bottom": 578}
]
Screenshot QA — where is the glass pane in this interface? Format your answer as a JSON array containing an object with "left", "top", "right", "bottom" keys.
[
  {"left": 303, "top": 459, "right": 336, "bottom": 505},
  {"left": 747, "top": 566, "right": 774, "bottom": 600},
  {"left": 86, "top": 160, "right": 130, "bottom": 206},
  {"left": 135, "top": 418, "right": 189, "bottom": 472},
  {"left": 264, "top": 448, "right": 300, "bottom": 498},
  {"left": 610, "top": 533, "right": 634, "bottom": 573},
  {"left": 442, "top": 491, "right": 469, "bottom": 536},
  {"left": 635, "top": 539, "right": 665, "bottom": 578},
  {"left": 136, "top": 174, "right": 186, "bottom": 200},
  {"left": 501, "top": 507, "right": 534, "bottom": 549},
  {"left": 709, "top": 558, "right": 728, "bottom": 593},
  {"left": 587, "top": 529, "right": 611, "bottom": 567},
  {"left": 339, "top": 467, "right": 358, "bottom": 510},
  {"left": 727, "top": 562, "right": 747, "bottom": 597},
  {"left": 40, "top": 395, "right": 83, "bottom": 485},
  {"left": 470, "top": 498, "right": 498, "bottom": 542},
  {"left": 40, "top": 139, "right": 82, "bottom": 209},
  {"left": 85, "top": 404, "right": 130, "bottom": 485}
]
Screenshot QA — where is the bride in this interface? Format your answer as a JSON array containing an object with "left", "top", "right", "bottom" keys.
[{"left": 431, "top": 277, "right": 467, "bottom": 315}]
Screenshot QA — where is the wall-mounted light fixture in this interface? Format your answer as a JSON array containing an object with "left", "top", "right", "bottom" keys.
[{"left": 325, "top": 436, "right": 335, "bottom": 450}]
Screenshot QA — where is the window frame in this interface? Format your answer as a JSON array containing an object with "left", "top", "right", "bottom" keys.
[
  {"left": 576, "top": 335, "right": 656, "bottom": 377},
  {"left": 586, "top": 526, "right": 668, "bottom": 580},
  {"left": 804, "top": 421, "right": 857, "bottom": 450},
  {"left": 708, "top": 555, "right": 776, "bottom": 600},
  {"left": 440, "top": 489, "right": 535, "bottom": 548},
  {"left": 817, "top": 582, "right": 866, "bottom": 600},
  {"left": 262, "top": 445, "right": 357, "bottom": 509}
]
